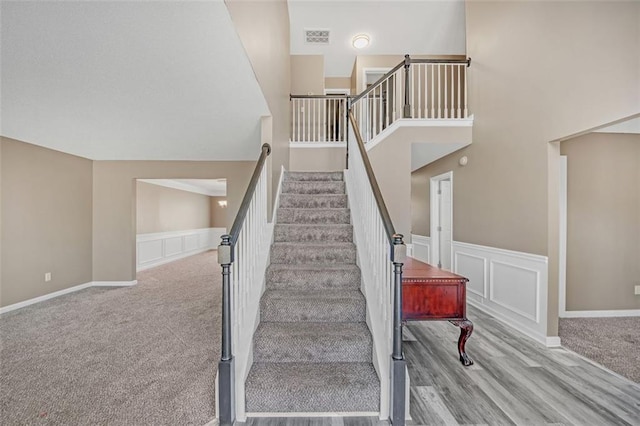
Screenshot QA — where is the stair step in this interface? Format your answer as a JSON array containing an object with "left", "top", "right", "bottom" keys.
[
  {"left": 284, "top": 171, "right": 344, "bottom": 182},
  {"left": 274, "top": 224, "right": 352, "bottom": 243},
  {"left": 279, "top": 194, "right": 348, "bottom": 209},
  {"left": 266, "top": 264, "right": 361, "bottom": 290},
  {"left": 270, "top": 242, "right": 356, "bottom": 265},
  {"left": 260, "top": 290, "right": 365, "bottom": 322},
  {"left": 282, "top": 181, "right": 345, "bottom": 195},
  {"left": 253, "top": 322, "right": 372, "bottom": 363},
  {"left": 245, "top": 362, "right": 379, "bottom": 413},
  {"left": 278, "top": 208, "right": 350, "bottom": 224}
]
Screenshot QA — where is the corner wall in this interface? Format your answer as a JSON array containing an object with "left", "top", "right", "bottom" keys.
[
  {"left": 413, "top": 1, "right": 640, "bottom": 337},
  {"left": 136, "top": 181, "right": 212, "bottom": 234},
  {"left": 225, "top": 0, "right": 291, "bottom": 205},
  {"left": 561, "top": 132, "right": 640, "bottom": 312},
  {"left": 1, "top": 137, "right": 93, "bottom": 307},
  {"left": 93, "top": 161, "right": 255, "bottom": 282}
]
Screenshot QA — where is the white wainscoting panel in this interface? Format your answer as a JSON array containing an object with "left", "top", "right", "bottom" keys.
[
  {"left": 454, "top": 241, "right": 549, "bottom": 346},
  {"left": 411, "top": 235, "right": 551, "bottom": 346},
  {"left": 455, "top": 251, "right": 486, "bottom": 299},
  {"left": 136, "top": 228, "right": 225, "bottom": 272},
  {"left": 410, "top": 234, "right": 431, "bottom": 264}
]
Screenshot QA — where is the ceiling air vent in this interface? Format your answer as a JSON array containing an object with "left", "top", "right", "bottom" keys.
[{"left": 305, "top": 29, "right": 330, "bottom": 44}]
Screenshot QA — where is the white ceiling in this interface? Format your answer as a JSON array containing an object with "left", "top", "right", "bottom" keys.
[
  {"left": 0, "top": 0, "right": 270, "bottom": 161},
  {"left": 138, "top": 179, "right": 227, "bottom": 197},
  {"left": 288, "top": 0, "right": 467, "bottom": 77}
]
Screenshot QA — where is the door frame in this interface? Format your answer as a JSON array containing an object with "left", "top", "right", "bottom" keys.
[{"left": 430, "top": 171, "right": 454, "bottom": 269}]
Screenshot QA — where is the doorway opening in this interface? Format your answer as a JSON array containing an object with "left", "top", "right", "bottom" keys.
[{"left": 430, "top": 172, "right": 453, "bottom": 270}]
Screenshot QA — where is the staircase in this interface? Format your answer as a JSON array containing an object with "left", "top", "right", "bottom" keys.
[{"left": 245, "top": 171, "right": 380, "bottom": 415}]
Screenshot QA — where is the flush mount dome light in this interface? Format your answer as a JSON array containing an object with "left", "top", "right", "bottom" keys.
[{"left": 352, "top": 34, "right": 370, "bottom": 49}]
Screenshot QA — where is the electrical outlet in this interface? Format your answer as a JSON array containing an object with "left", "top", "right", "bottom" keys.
[
  {"left": 45, "top": 272, "right": 51, "bottom": 282},
  {"left": 635, "top": 285, "right": 640, "bottom": 295}
]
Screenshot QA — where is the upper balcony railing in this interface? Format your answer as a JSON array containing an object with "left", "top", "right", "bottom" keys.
[
  {"left": 290, "top": 95, "right": 349, "bottom": 143},
  {"left": 290, "top": 55, "right": 471, "bottom": 145}
]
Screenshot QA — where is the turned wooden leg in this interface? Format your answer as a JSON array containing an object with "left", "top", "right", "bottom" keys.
[{"left": 450, "top": 319, "right": 474, "bottom": 366}]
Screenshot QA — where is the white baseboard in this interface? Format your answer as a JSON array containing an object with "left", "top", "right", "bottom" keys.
[
  {"left": 0, "top": 280, "right": 138, "bottom": 315},
  {"left": 93, "top": 280, "right": 138, "bottom": 287},
  {"left": 561, "top": 309, "right": 640, "bottom": 318},
  {"left": 545, "top": 336, "right": 562, "bottom": 347}
]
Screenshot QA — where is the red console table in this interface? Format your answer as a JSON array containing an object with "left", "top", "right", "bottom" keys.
[{"left": 402, "top": 257, "right": 474, "bottom": 366}]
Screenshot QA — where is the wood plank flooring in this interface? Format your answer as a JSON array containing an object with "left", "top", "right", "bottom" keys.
[{"left": 242, "top": 305, "right": 640, "bottom": 426}]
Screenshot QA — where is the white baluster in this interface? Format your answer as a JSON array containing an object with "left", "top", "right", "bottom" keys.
[
  {"left": 417, "top": 64, "right": 422, "bottom": 118},
  {"left": 431, "top": 64, "right": 435, "bottom": 118},
  {"left": 444, "top": 64, "right": 448, "bottom": 119},
  {"left": 457, "top": 65, "right": 461, "bottom": 119},
  {"left": 464, "top": 65, "right": 468, "bottom": 118},
  {"left": 438, "top": 64, "right": 442, "bottom": 119}
]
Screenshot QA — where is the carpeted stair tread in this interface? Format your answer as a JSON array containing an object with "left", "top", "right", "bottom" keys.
[
  {"left": 279, "top": 194, "right": 348, "bottom": 209},
  {"left": 277, "top": 208, "right": 350, "bottom": 224},
  {"left": 253, "top": 322, "right": 372, "bottom": 363},
  {"left": 266, "top": 264, "right": 361, "bottom": 290},
  {"left": 274, "top": 224, "right": 353, "bottom": 243},
  {"left": 249, "top": 170, "right": 378, "bottom": 415},
  {"left": 282, "top": 181, "right": 345, "bottom": 195},
  {"left": 245, "top": 362, "right": 379, "bottom": 413},
  {"left": 260, "top": 289, "right": 365, "bottom": 322},
  {"left": 284, "top": 171, "right": 344, "bottom": 182},
  {"left": 270, "top": 242, "right": 356, "bottom": 265}
]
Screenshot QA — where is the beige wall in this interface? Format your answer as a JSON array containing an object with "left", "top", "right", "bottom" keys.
[
  {"left": 413, "top": 1, "right": 640, "bottom": 335},
  {"left": 1, "top": 138, "right": 93, "bottom": 307},
  {"left": 93, "top": 161, "right": 255, "bottom": 282},
  {"left": 136, "top": 182, "right": 212, "bottom": 234},
  {"left": 370, "top": 126, "right": 472, "bottom": 243},
  {"left": 325, "top": 77, "right": 352, "bottom": 93},
  {"left": 291, "top": 55, "right": 325, "bottom": 95},
  {"left": 561, "top": 132, "right": 640, "bottom": 311},
  {"left": 290, "top": 147, "right": 346, "bottom": 171},
  {"left": 225, "top": 0, "right": 291, "bottom": 207},
  {"left": 210, "top": 196, "right": 228, "bottom": 228}
]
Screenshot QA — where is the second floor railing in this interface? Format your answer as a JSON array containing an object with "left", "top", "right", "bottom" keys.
[
  {"left": 291, "top": 55, "right": 471, "bottom": 145},
  {"left": 290, "top": 95, "right": 349, "bottom": 143}
]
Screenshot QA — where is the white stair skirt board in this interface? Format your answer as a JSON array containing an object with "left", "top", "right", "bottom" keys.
[
  {"left": 411, "top": 235, "right": 556, "bottom": 347},
  {"left": 0, "top": 280, "right": 138, "bottom": 315},
  {"left": 136, "top": 227, "right": 225, "bottom": 272}
]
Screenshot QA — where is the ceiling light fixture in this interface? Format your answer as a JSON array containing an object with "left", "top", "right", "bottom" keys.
[
  {"left": 218, "top": 200, "right": 228, "bottom": 208},
  {"left": 352, "top": 34, "right": 370, "bottom": 49}
]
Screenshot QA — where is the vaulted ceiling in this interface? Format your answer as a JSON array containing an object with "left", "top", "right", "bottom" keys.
[
  {"left": 0, "top": 0, "right": 270, "bottom": 160},
  {"left": 1, "top": 1, "right": 468, "bottom": 161}
]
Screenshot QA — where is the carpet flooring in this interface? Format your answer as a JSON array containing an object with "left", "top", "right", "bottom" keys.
[
  {"left": 559, "top": 316, "right": 640, "bottom": 383},
  {"left": 0, "top": 251, "right": 220, "bottom": 425}
]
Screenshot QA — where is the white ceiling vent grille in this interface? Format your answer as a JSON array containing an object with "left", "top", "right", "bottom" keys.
[{"left": 305, "top": 29, "right": 330, "bottom": 44}]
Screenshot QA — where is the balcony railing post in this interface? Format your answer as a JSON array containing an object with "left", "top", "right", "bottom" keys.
[
  {"left": 218, "top": 235, "right": 235, "bottom": 425},
  {"left": 403, "top": 54, "right": 412, "bottom": 118},
  {"left": 390, "top": 234, "right": 407, "bottom": 425}
]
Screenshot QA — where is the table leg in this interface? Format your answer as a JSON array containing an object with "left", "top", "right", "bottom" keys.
[{"left": 450, "top": 319, "right": 474, "bottom": 366}]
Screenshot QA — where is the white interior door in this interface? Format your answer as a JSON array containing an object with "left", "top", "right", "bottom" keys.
[
  {"left": 430, "top": 172, "right": 453, "bottom": 270},
  {"left": 439, "top": 180, "right": 452, "bottom": 270}
]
